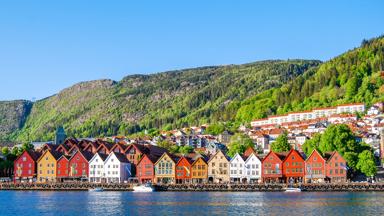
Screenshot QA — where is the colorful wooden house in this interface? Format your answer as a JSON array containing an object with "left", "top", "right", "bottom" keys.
[
  {"left": 154, "top": 152, "right": 179, "bottom": 184},
  {"left": 191, "top": 155, "right": 208, "bottom": 183},
  {"left": 137, "top": 154, "right": 161, "bottom": 184},
  {"left": 104, "top": 152, "right": 132, "bottom": 183},
  {"left": 56, "top": 155, "right": 70, "bottom": 182},
  {"left": 244, "top": 152, "right": 262, "bottom": 183},
  {"left": 88, "top": 153, "right": 108, "bottom": 183},
  {"left": 83, "top": 142, "right": 100, "bottom": 154},
  {"left": 282, "top": 149, "right": 305, "bottom": 183},
  {"left": 37, "top": 150, "right": 62, "bottom": 182},
  {"left": 68, "top": 151, "right": 94, "bottom": 180},
  {"left": 14, "top": 150, "right": 41, "bottom": 183},
  {"left": 207, "top": 150, "right": 230, "bottom": 183},
  {"left": 95, "top": 142, "right": 114, "bottom": 155},
  {"left": 305, "top": 149, "right": 326, "bottom": 183},
  {"left": 325, "top": 151, "right": 347, "bottom": 183},
  {"left": 110, "top": 143, "right": 128, "bottom": 154},
  {"left": 230, "top": 153, "right": 246, "bottom": 183},
  {"left": 261, "top": 151, "right": 286, "bottom": 183},
  {"left": 175, "top": 156, "right": 192, "bottom": 184}
]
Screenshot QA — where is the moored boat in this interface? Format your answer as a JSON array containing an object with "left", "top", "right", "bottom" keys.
[
  {"left": 284, "top": 187, "right": 302, "bottom": 192},
  {"left": 133, "top": 183, "right": 155, "bottom": 192},
  {"left": 89, "top": 187, "right": 104, "bottom": 192}
]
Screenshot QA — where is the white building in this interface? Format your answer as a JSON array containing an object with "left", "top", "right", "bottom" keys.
[
  {"left": 230, "top": 153, "right": 246, "bottom": 183},
  {"left": 104, "top": 152, "right": 132, "bottom": 183},
  {"left": 89, "top": 153, "right": 108, "bottom": 183},
  {"left": 244, "top": 153, "right": 262, "bottom": 183},
  {"left": 251, "top": 103, "right": 365, "bottom": 127}
]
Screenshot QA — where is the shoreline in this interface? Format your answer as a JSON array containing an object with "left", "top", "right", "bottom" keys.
[{"left": 2, "top": 183, "right": 384, "bottom": 192}]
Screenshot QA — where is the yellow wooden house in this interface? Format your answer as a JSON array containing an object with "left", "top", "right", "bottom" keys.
[
  {"left": 37, "top": 150, "right": 62, "bottom": 183},
  {"left": 191, "top": 156, "right": 208, "bottom": 183},
  {"left": 154, "top": 152, "right": 179, "bottom": 184}
]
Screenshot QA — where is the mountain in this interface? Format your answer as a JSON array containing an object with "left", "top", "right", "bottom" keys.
[
  {"left": 1, "top": 60, "right": 320, "bottom": 143},
  {"left": 1, "top": 35, "right": 383, "bottom": 144},
  {"left": 235, "top": 35, "right": 384, "bottom": 122},
  {"left": 0, "top": 100, "right": 32, "bottom": 138}
]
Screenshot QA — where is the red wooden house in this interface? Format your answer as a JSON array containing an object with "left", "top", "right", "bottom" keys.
[
  {"left": 261, "top": 151, "right": 286, "bottom": 183},
  {"left": 305, "top": 149, "right": 326, "bottom": 183},
  {"left": 136, "top": 154, "right": 161, "bottom": 183},
  {"left": 175, "top": 156, "right": 192, "bottom": 184},
  {"left": 14, "top": 150, "right": 42, "bottom": 183},
  {"left": 282, "top": 149, "right": 305, "bottom": 183},
  {"left": 325, "top": 151, "right": 347, "bottom": 183},
  {"left": 56, "top": 155, "right": 70, "bottom": 181},
  {"left": 68, "top": 151, "right": 94, "bottom": 180}
]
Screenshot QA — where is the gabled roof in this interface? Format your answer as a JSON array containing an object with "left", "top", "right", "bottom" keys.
[
  {"left": 230, "top": 153, "right": 246, "bottom": 163},
  {"left": 138, "top": 153, "right": 162, "bottom": 165},
  {"left": 262, "top": 151, "right": 284, "bottom": 163},
  {"left": 110, "top": 143, "right": 128, "bottom": 152},
  {"left": 15, "top": 150, "right": 42, "bottom": 163},
  {"left": 155, "top": 152, "right": 180, "bottom": 165},
  {"left": 244, "top": 152, "right": 261, "bottom": 164},
  {"left": 243, "top": 147, "right": 257, "bottom": 158},
  {"left": 176, "top": 156, "right": 193, "bottom": 166},
  {"left": 89, "top": 152, "right": 108, "bottom": 163},
  {"left": 282, "top": 149, "right": 305, "bottom": 162},
  {"left": 57, "top": 154, "right": 71, "bottom": 161},
  {"left": 69, "top": 150, "right": 94, "bottom": 162},
  {"left": 37, "top": 150, "right": 62, "bottom": 162},
  {"left": 113, "top": 152, "right": 130, "bottom": 163},
  {"left": 305, "top": 149, "right": 326, "bottom": 162},
  {"left": 207, "top": 150, "right": 230, "bottom": 163}
]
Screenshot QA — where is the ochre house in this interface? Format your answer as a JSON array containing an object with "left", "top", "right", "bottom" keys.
[
  {"left": 154, "top": 152, "right": 179, "bottom": 184},
  {"left": 208, "top": 150, "right": 230, "bottom": 183},
  {"left": 191, "top": 156, "right": 208, "bottom": 183},
  {"left": 37, "top": 150, "right": 61, "bottom": 183}
]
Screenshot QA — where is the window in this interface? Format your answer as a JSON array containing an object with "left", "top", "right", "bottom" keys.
[{"left": 23, "top": 156, "right": 27, "bottom": 162}]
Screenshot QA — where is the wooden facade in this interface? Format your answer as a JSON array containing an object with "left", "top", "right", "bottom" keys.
[
  {"left": 325, "top": 151, "right": 347, "bottom": 183},
  {"left": 154, "top": 153, "right": 178, "bottom": 184},
  {"left": 282, "top": 149, "right": 305, "bottom": 183},
  {"left": 191, "top": 156, "right": 208, "bottom": 183},
  {"left": 175, "top": 156, "right": 192, "bottom": 184},
  {"left": 208, "top": 150, "right": 230, "bottom": 183},
  {"left": 14, "top": 150, "right": 41, "bottom": 183},
  {"left": 305, "top": 149, "right": 326, "bottom": 183},
  {"left": 261, "top": 151, "right": 285, "bottom": 183},
  {"left": 37, "top": 150, "right": 61, "bottom": 183}
]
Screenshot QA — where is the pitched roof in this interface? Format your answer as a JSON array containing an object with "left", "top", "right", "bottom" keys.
[
  {"left": 113, "top": 152, "right": 130, "bottom": 163},
  {"left": 243, "top": 147, "right": 257, "bottom": 158}
]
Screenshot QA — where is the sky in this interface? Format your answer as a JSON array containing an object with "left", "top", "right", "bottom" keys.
[{"left": 0, "top": 0, "right": 383, "bottom": 100}]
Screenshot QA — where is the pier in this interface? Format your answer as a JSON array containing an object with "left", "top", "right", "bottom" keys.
[{"left": 2, "top": 182, "right": 384, "bottom": 192}]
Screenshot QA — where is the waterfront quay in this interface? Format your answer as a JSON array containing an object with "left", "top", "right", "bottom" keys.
[{"left": 2, "top": 182, "right": 384, "bottom": 192}]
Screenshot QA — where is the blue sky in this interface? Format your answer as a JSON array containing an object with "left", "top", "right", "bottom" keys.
[{"left": 0, "top": 0, "right": 383, "bottom": 100}]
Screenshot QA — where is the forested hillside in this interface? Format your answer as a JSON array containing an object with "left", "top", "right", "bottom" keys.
[
  {"left": 3, "top": 60, "right": 319, "bottom": 142},
  {"left": 235, "top": 35, "right": 384, "bottom": 122},
  {"left": 1, "top": 35, "right": 383, "bottom": 144}
]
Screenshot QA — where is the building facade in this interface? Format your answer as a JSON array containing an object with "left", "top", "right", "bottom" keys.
[{"left": 207, "top": 150, "right": 230, "bottom": 183}]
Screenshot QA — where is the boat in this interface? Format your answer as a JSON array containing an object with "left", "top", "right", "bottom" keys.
[
  {"left": 89, "top": 187, "right": 104, "bottom": 192},
  {"left": 284, "top": 187, "right": 302, "bottom": 192},
  {"left": 133, "top": 183, "right": 155, "bottom": 192}
]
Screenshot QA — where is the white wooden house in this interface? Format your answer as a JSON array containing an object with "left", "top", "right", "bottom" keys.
[
  {"left": 88, "top": 153, "right": 108, "bottom": 183},
  {"left": 244, "top": 153, "right": 262, "bottom": 183},
  {"left": 229, "top": 153, "right": 246, "bottom": 183},
  {"left": 104, "top": 152, "right": 132, "bottom": 183}
]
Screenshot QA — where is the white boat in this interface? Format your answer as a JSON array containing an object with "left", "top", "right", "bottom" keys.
[
  {"left": 133, "top": 183, "right": 155, "bottom": 192},
  {"left": 89, "top": 187, "right": 104, "bottom": 192},
  {"left": 285, "top": 187, "right": 301, "bottom": 192}
]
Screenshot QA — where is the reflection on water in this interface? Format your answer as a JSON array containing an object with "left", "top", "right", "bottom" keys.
[{"left": 0, "top": 191, "right": 383, "bottom": 215}]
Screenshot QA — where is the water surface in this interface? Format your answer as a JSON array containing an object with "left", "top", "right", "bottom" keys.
[{"left": 0, "top": 191, "right": 383, "bottom": 215}]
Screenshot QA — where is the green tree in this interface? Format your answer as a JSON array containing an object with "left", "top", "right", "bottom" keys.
[
  {"left": 21, "top": 143, "right": 34, "bottom": 152},
  {"left": 169, "top": 145, "right": 180, "bottom": 154},
  {"left": 157, "top": 140, "right": 173, "bottom": 151},
  {"left": 180, "top": 146, "right": 194, "bottom": 155},
  {"left": 318, "top": 124, "right": 359, "bottom": 155},
  {"left": 227, "top": 133, "right": 254, "bottom": 157},
  {"left": 1, "top": 147, "right": 9, "bottom": 156},
  {"left": 301, "top": 133, "right": 321, "bottom": 155},
  {"left": 356, "top": 150, "right": 377, "bottom": 177},
  {"left": 271, "top": 132, "right": 291, "bottom": 153},
  {"left": 343, "top": 152, "right": 359, "bottom": 171},
  {"left": 205, "top": 123, "right": 225, "bottom": 135}
]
